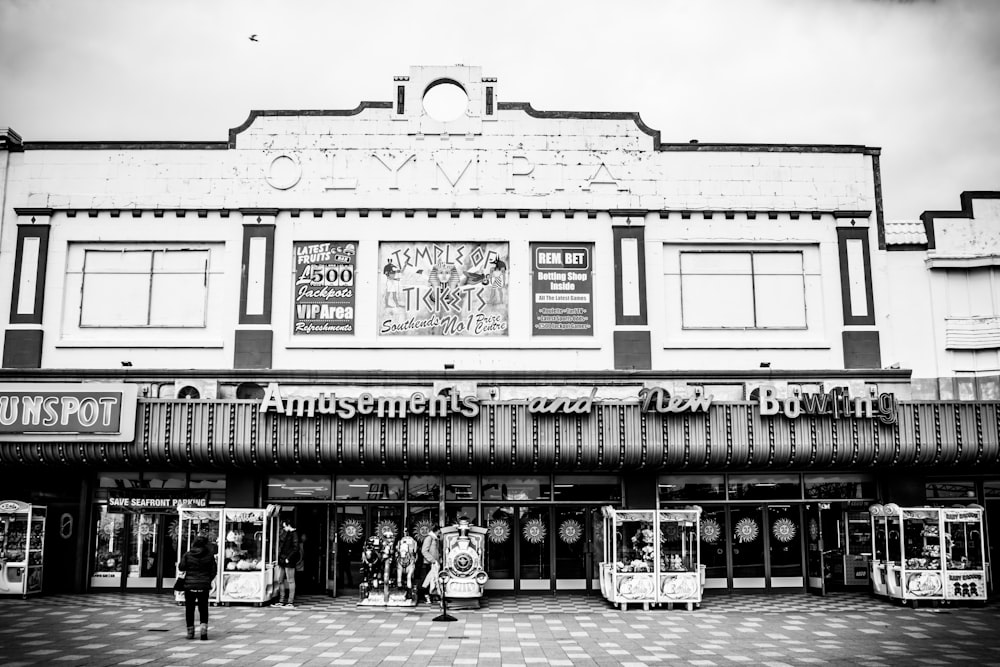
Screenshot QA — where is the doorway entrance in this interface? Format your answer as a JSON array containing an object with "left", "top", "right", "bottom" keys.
[
  {"left": 89, "top": 507, "right": 178, "bottom": 591},
  {"left": 696, "top": 504, "right": 805, "bottom": 589},
  {"left": 281, "top": 505, "right": 328, "bottom": 595}
]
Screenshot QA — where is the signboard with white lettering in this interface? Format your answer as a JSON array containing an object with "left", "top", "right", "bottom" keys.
[
  {"left": 107, "top": 490, "right": 209, "bottom": 513},
  {"left": 531, "top": 243, "right": 594, "bottom": 335},
  {"left": 0, "top": 383, "right": 138, "bottom": 442},
  {"left": 378, "top": 241, "right": 509, "bottom": 336},
  {"left": 293, "top": 241, "right": 357, "bottom": 335}
]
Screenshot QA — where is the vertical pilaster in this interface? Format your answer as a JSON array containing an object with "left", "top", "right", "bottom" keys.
[
  {"left": 838, "top": 225, "right": 881, "bottom": 369},
  {"left": 4, "top": 212, "right": 51, "bottom": 368},
  {"left": 612, "top": 222, "right": 650, "bottom": 369},
  {"left": 235, "top": 211, "right": 276, "bottom": 369}
]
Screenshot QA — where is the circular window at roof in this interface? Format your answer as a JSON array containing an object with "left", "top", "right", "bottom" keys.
[{"left": 422, "top": 80, "right": 469, "bottom": 122}]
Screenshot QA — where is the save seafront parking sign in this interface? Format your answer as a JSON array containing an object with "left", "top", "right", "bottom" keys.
[{"left": 531, "top": 243, "right": 594, "bottom": 336}]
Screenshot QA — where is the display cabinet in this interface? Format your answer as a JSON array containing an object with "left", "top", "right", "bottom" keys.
[
  {"left": 219, "top": 506, "right": 279, "bottom": 605},
  {"left": 599, "top": 506, "right": 703, "bottom": 611},
  {"left": 843, "top": 510, "right": 872, "bottom": 587},
  {"left": 0, "top": 500, "right": 45, "bottom": 597},
  {"left": 175, "top": 507, "right": 223, "bottom": 604},
  {"left": 869, "top": 504, "right": 987, "bottom": 606}
]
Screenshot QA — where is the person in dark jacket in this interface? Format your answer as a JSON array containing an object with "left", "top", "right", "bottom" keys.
[
  {"left": 177, "top": 535, "right": 217, "bottom": 640},
  {"left": 275, "top": 520, "right": 300, "bottom": 607}
]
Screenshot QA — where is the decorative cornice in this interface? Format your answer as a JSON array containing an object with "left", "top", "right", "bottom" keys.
[
  {"left": 8, "top": 206, "right": 874, "bottom": 221},
  {"left": 496, "top": 102, "right": 880, "bottom": 156},
  {"left": 226, "top": 102, "right": 394, "bottom": 147},
  {"left": 1, "top": 127, "right": 23, "bottom": 151},
  {"left": 0, "top": 367, "right": 914, "bottom": 384},
  {"left": 14, "top": 100, "right": 880, "bottom": 158}
]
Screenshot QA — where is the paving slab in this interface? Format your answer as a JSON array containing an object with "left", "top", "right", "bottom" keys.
[{"left": 0, "top": 591, "right": 997, "bottom": 666}]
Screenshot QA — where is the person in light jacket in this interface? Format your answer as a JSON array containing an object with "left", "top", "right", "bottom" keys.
[
  {"left": 178, "top": 536, "right": 217, "bottom": 640},
  {"left": 419, "top": 525, "right": 441, "bottom": 604}
]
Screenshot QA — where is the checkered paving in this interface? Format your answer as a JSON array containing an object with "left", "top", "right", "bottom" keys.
[{"left": 0, "top": 591, "right": 997, "bottom": 666}]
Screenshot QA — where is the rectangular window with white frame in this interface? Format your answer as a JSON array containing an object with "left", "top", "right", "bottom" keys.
[
  {"left": 63, "top": 244, "right": 222, "bottom": 335},
  {"left": 679, "top": 251, "right": 807, "bottom": 329}
]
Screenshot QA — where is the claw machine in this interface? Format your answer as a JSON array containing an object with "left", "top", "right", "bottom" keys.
[
  {"left": 870, "top": 504, "right": 987, "bottom": 606},
  {"left": 175, "top": 507, "right": 223, "bottom": 604},
  {"left": 599, "top": 506, "right": 703, "bottom": 611},
  {"left": 220, "top": 506, "right": 279, "bottom": 605},
  {"left": 0, "top": 500, "right": 45, "bottom": 597}
]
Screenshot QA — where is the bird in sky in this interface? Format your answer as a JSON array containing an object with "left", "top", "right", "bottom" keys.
[{"left": 249, "top": 34, "right": 258, "bottom": 42}]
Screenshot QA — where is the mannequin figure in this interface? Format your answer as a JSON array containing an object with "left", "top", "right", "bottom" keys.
[{"left": 395, "top": 534, "right": 419, "bottom": 595}]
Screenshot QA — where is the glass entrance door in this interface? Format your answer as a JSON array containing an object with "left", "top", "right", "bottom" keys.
[
  {"left": 731, "top": 505, "right": 766, "bottom": 588},
  {"left": 806, "top": 503, "right": 826, "bottom": 595},
  {"left": 518, "top": 507, "right": 551, "bottom": 590},
  {"left": 699, "top": 506, "right": 728, "bottom": 589},
  {"left": 483, "top": 506, "right": 515, "bottom": 590},
  {"left": 768, "top": 505, "right": 804, "bottom": 588},
  {"left": 91, "top": 508, "right": 177, "bottom": 590},
  {"left": 330, "top": 505, "right": 403, "bottom": 595},
  {"left": 554, "top": 507, "right": 590, "bottom": 590}
]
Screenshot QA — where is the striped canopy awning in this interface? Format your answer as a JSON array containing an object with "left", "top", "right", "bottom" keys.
[{"left": 1, "top": 400, "right": 998, "bottom": 471}]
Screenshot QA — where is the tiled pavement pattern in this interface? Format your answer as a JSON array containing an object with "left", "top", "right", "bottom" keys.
[{"left": 0, "top": 591, "right": 997, "bottom": 666}]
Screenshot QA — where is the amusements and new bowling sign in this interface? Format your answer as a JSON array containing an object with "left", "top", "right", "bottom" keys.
[{"left": 531, "top": 243, "right": 594, "bottom": 335}]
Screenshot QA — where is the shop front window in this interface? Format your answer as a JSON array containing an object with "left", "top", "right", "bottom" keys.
[
  {"left": 445, "top": 476, "right": 478, "bottom": 501},
  {"left": 660, "top": 475, "right": 725, "bottom": 502},
  {"left": 925, "top": 480, "right": 977, "bottom": 502},
  {"left": 408, "top": 475, "right": 441, "bottom": 501},
  {"left": 98, "top": 473, "right": 141, "bottom": 490},
  {"left": 728, "top": 474, "right": 801, "bottom": 500},
  {"left": 805, "top": 475, "right": 876, "bottom": 500},
  {"left": 482, "top": 476, "right": 550, "bottom": 501},
  {"left": 334, "top": 476, "right": 404, "bottom": 501},
  {"left": 553, "top": 475, "right": 621, "bottom": 502},
  {"left": 699, "top": 506, "right": 728, "bottom": 581},
  {"left": 266, "top": 475, "right": 333, "bottom": 500}
]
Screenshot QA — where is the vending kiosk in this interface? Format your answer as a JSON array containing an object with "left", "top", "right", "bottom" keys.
[
  {"left": 869, "top": 503, "right": 987, "bottom": 606},
  {"left": 599, "top": 506, "right": 704, "bottom": 611},
  {"left": 0, "top": 500, "right": 45, "bottom": 597}
]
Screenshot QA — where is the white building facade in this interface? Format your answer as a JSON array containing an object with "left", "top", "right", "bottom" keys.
[{"left": 0, "top": 66, "right": 996, "bottom": 597}]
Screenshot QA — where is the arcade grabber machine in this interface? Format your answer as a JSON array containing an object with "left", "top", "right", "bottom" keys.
[{"left": 0, "top": 500, "right": 46, "bottom": 598}]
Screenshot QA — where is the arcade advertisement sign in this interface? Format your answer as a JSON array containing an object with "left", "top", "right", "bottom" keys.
[
  {"left": 0, "top": 383, "right": 138, "bottom": 442},
  {"left": 293, "top": 241, "right": 357, "bottom": 335},
  {"left": 378, "top": 241, "right": 509, "bottom": 336},
  {"left": 531, "top": 242, "right": 593, "bottom": 335}
]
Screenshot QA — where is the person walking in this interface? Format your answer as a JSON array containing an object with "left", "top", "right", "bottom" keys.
[
  {"left": 177, "top": 535, "right": 217, "bottom": 640},
  {"left": 275, "top": 520, "right": 300, "bottom": 607},
  {"left": 420, "top": 524, "right": 441, "bottom": 604}
]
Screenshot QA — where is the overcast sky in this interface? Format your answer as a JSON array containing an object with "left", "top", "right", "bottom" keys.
[{"left": 1, "top": 0, "right": 998, "bottom": 223}]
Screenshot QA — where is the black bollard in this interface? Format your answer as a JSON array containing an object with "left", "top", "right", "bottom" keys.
[{"left": 432, "top": 573, "right": 457, "bottom": 622}]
